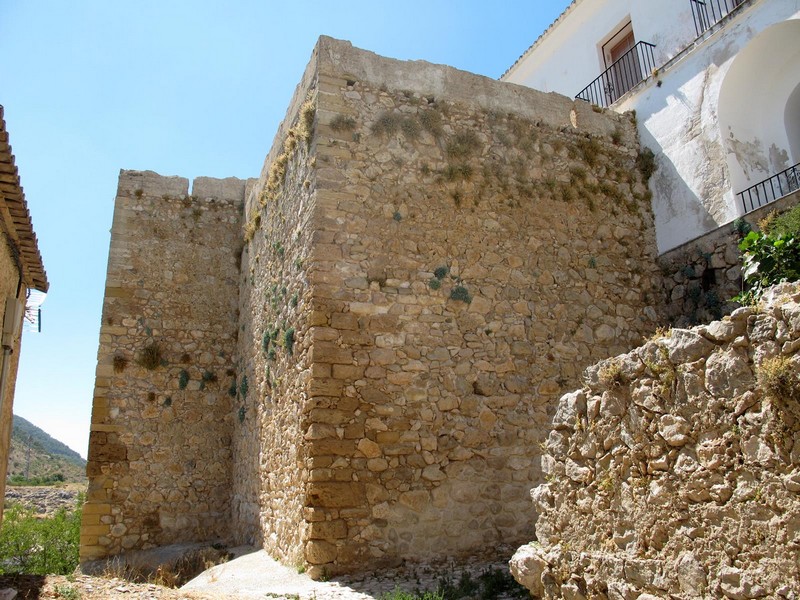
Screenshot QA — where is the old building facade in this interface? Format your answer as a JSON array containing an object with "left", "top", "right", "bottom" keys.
[
  {"left": 0, "top": 106, "right": 49, "bottom": 524},
  {"left": 503, "top": 0, "right": 800, "bottom": 254}
]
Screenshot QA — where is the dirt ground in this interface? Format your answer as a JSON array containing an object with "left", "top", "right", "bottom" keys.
[{"left": 0, "top": 573, "right": 227, "bottom": 600}]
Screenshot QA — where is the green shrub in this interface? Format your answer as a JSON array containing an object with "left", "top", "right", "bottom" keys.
[
  {"left": 734, "top": 229, "right": 800, "bottom": 303},
  {"left": 758, "top": 356, "right": 800, "bottom": 403},
  {"left": 178, "top": 369, "right": 190, "bottom": 390},
  {"left": 433, "top": 266, "right": 449, "bottom": 280},
  {"left": 449, "top": 285, "right": 472, "bottom": 303},
  {"left": 762, "top": 204, "right": 800, "bottom": 237},
  {"left": 8, "top": 473, "right": 65, "bottom": 487},
  {"left": 0, "top": 498, "right": 83, "bottom": 575},
  {"left": 284, "top": 328, "right": 295, "bottom": 355},
  {"left": 636, "top": 147, "right": 657, "bottom": 181}
]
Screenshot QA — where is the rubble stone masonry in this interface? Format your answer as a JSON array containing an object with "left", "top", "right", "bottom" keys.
[
  {"left": 83, "top": 37, "right": 666, "bottom": 574},
  {"left": 511, "top": 282, "right": 800, "bottom": 598},
  {"left": 81, "top": 172, "right": 251, "bottom": 561}
]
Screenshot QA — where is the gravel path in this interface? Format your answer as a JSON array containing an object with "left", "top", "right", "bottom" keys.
[
  {"left": 0, "top": 547, "right": 525, "bottom": 599},
  {"left": 181, "top": 546, "right": 525, "bottom": 599}
]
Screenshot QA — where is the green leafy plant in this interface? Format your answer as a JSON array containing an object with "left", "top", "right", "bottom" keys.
[
  {"left": 239, "top": 375, "right": 249, "bottom": 398},
  {"left": 262, "top": 331, "right": 271, "bottom": 354},
  {"left": 0, "top": 498, "right": 83, "bottom": 575},
  {"left": 433, "top": 266, "right": 449, "bottom": 280},
  {"left": 238, "top": 406, "right": 246, "bottom": 423},
  {"left": 732, "top": 217, "right": 752, "bottom": 236},
  {"left": 429, "top": 279, "right": 441, "bottom": 290},
  {"left": 762, "top": 204, "right": 800, "bottom": 237},
  {"left": 734, "top": 230, "right": 800, "bottom": 303},
  {"left": 228, "top": 377, "right": 237, "bottom": 398},
  {"left": 53, "top": 584, "right": 80, "bottom": 600}
]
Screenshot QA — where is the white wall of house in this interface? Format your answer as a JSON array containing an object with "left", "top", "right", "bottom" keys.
[
  {"left": 504, "top": 0, "right": 800, "bottom": 253},
  {"left": 503, "top": 0, "right": 697, "bottom": 99}
]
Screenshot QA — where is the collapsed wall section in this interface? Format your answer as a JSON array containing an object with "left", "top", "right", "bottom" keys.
[
  {"left": 511, "top": 282, "right": 800, "bottom": 599},
  {"left": 277, "top": 37, "right": 665, "bottom": 576},
  {"left": 81, "top": 171, "right": 248, "bottom": 561}
]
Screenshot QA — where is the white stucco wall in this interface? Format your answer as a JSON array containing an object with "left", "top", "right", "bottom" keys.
[
  {"left": 503, "top": 0, "right": 697, "bottom": 98},
  {"left": 504, "top": 0, "right": 800, "bottom": 253}
]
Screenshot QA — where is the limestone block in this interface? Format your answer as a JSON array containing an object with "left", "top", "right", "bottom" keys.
[
  {"left": 509, "top": 544, "right": 547, "bottom": 598},
  {"left": 305, "top": 540, "right": 338, "bottom": 565},
  {"left": 307, "top": 482, "right": 365, "bottom": 508},
  {"left": 357, "top": 438, "right": 381, "bottom": 458}
]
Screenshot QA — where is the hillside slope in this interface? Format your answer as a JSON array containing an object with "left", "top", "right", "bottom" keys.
[{"left": 7, "top": 415, "right": 86, "bottom": 484}]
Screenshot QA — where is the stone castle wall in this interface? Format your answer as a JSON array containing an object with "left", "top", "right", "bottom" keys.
[
  {"left": 228, "top": 37, "right": 666, "bottom": 576},
  {"left": 511, "top": 282, "right": 800, "bottom": 599},
  {"left": 83, "top": 36, "right": 670, "bottom": 574},
  {"left": 81, "top": 171, "right": 251, "bottom": 561}
]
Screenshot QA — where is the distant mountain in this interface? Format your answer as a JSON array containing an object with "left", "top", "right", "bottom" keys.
[{"left": 6, "top": 415, "right": 87, "bottom": 484}]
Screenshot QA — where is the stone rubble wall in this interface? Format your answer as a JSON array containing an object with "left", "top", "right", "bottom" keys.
[
  {"left": 285, "top": 37, "right": 664, "bottom": 577},
  {"left": 81, "top": 171, "right": 251, "bottom": 562},
  {"left": 511, "top": 282, "right": 800, "bottom": 599},
  {"left": 657, "top": 191, "right": 800, "bottom": 328}
]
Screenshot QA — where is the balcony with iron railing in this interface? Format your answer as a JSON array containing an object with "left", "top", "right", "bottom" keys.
[
  {"left": 575, "top": 41, "right": 657, "bottom": 108},
  {"left": 690, "top": 0, "right": 747, "bottom": 37},
  {"left": 575, "top": 1, "right": 751, "bottom": 109},
  {"left": 738, "top": 162, "right": 800, "bottom": 213}
]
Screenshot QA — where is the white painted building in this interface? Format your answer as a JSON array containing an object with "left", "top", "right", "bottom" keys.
[{"left": 503, "top": 0, "right": 800, "bottom": 253}]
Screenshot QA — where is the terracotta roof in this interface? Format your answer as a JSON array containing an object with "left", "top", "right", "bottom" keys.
[
  {"left": 0, "top": 106, "right": 48, "bottom": 292},
  {"left": 500, "top": 0, "right": 583, "bottom": 81}
]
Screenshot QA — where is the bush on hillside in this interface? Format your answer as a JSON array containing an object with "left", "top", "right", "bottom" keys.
[{"left": 0, "top": 496, "right": 82, "bottom": 575}]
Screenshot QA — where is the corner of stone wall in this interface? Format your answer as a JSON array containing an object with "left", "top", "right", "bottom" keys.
[
  {"left": 82, "top": 169, "right": 245, "bottom": 564},
  {"left": 230, "top": 40, "right": 323, "bottom": 569},
  {"left": 288, "top": 39, "right": 666, "bottom": 578}
]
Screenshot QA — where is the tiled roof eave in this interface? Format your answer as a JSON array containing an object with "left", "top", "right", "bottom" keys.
[
  {"left": 0, "top": 106, "right": 49, "bottom": 293},
  {"left": 500, "top": 0, "right": 584, "bottom": 81}
]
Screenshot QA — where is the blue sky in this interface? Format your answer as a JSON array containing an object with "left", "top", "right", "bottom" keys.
[{"left": 0, "top": 1, "right": 571, "bottom": 458}]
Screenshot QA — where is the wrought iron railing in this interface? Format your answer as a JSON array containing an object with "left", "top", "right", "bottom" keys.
[
  {"left": 690, "top": 0, "right": 747, "bottom": 37},
  {"left": 575, "top": 41, "right": 656, "bottom": 108},
  {"left": 738, "top": 162, "right": 800, "bottom": 213}
]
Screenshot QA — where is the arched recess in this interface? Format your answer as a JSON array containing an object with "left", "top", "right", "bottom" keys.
[
  {"left": 786, "top": 81, "right": 800, "bottom": 163},
  {"left": 718, "top": 19, "right": 800, "bottom": 201}
]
